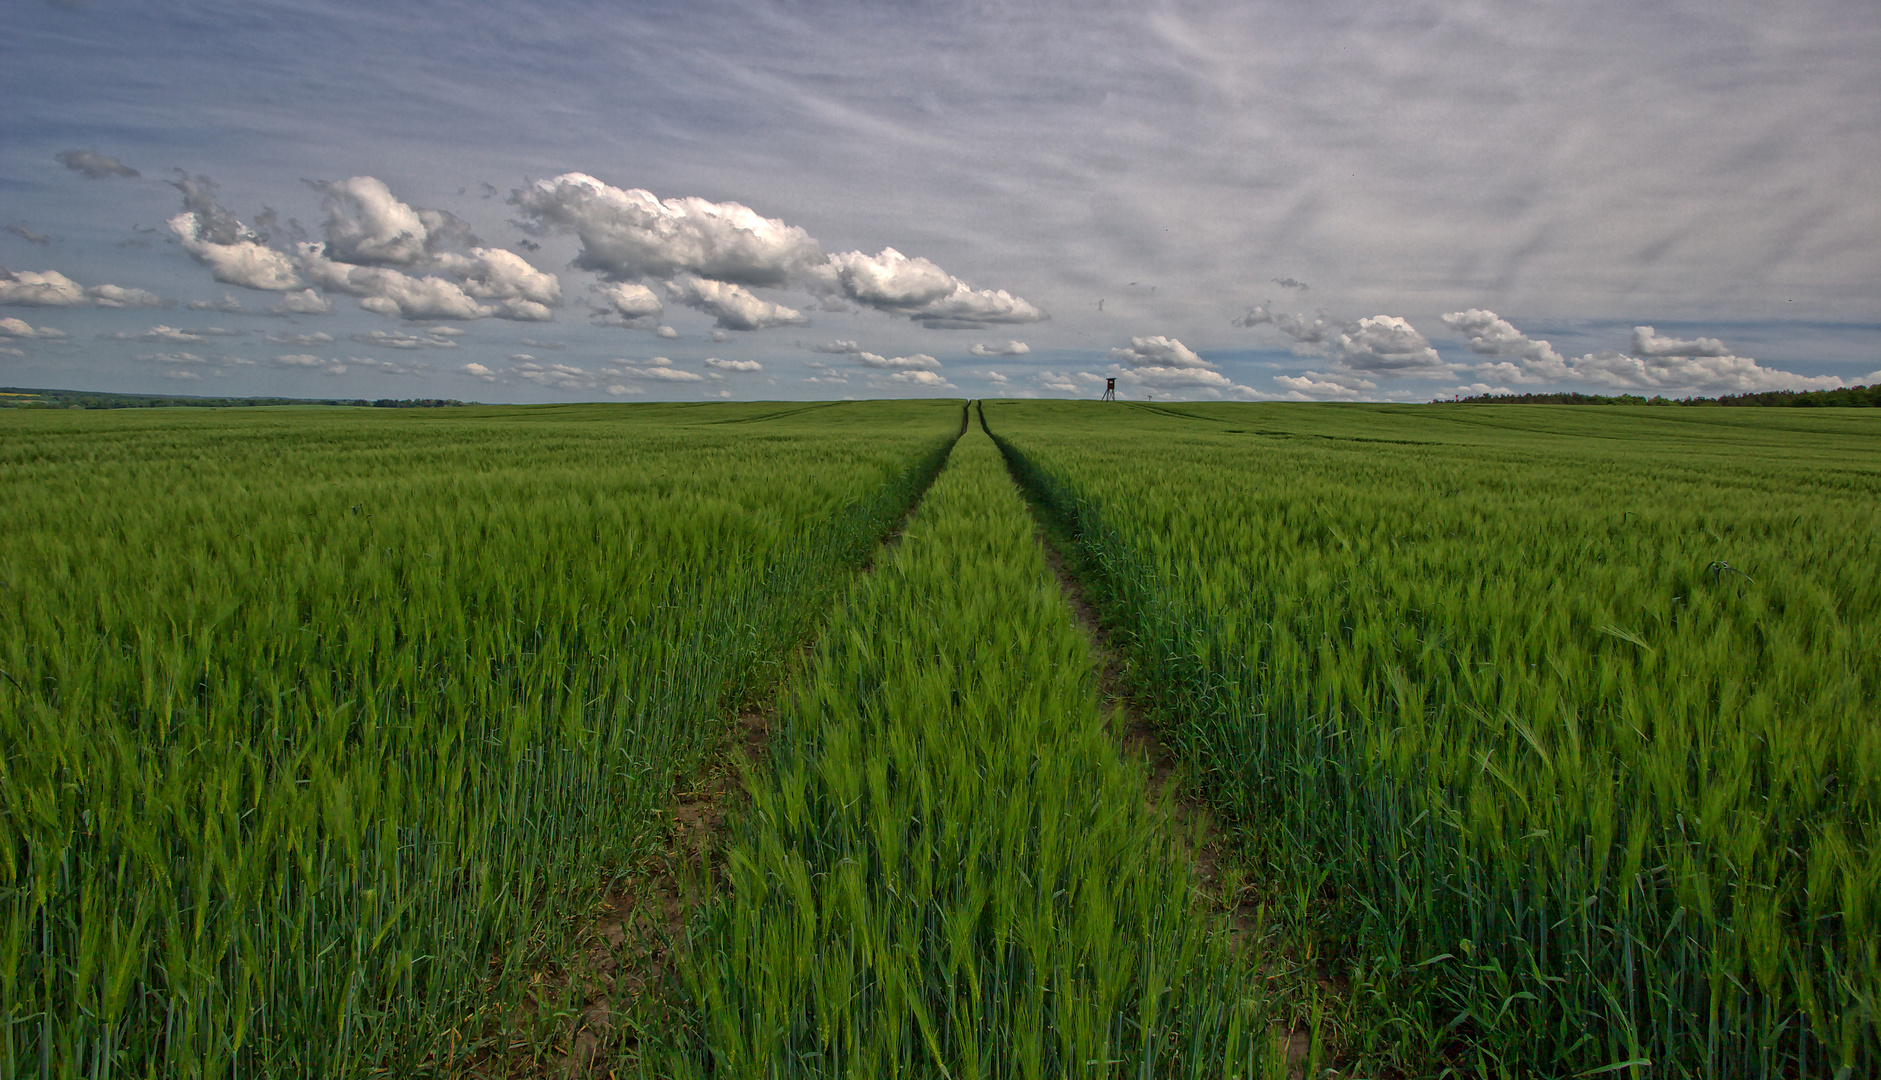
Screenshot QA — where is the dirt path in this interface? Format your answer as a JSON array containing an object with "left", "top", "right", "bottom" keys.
[
  {"left": 512, "top": 422, "right": 966, "bottom": 1079},
  {"left": 988, "top": 418, "right": 1331, "bottom": 1078}
]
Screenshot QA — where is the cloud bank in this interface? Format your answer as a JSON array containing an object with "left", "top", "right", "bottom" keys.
[
  {"left": 512, "top": 173, "right": 1045, "bottom": 331},
  {"left": 0, "top": 268, "right": 162, "bottom": 308}
]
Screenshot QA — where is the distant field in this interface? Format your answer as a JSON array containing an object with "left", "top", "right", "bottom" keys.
[
  {"left": 986, "top": 400, "right": 1880, "bottom": 1076},
  {"left": 3, "top": 399, "right": 1873, "bottom": 1078}
]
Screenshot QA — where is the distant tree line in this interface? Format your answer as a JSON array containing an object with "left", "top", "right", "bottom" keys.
[
  {"left": 2, "top": 387, "right": 470, "bottom": 410},
  {"left": 1441, "top": 384, "right": 1880, "bottom": 407}
]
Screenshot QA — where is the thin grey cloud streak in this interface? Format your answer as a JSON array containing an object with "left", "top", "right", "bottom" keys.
[{"left": 56, "top": 149, "right": 139, "bottom": 179}]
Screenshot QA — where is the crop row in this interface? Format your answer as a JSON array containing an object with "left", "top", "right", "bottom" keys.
[
  {"left": 0, "top": 401, "right": 962, "bottom": 1077},
  {"left": 984, "top": 400, "right": 1879, "bottom": 1077},
  {"left": 658, "top": 421, "right": 1273, "bottom": 1078}
]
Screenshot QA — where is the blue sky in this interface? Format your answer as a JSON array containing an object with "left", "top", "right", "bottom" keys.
[{"left": 3, "top": 0, "right": 1876, "bottom": 402}]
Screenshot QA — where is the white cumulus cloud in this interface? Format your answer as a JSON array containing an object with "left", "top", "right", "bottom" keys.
[
  {"left": 1441, "top": 309, "right": 1849, "bottom": 395},
  {"left": 1333, "top": 316, "right": 1445, "bottom": 374},
  {"left": 855, "top": 351, "right": 940, "bottom": 370},
  {"left": 513, "top": 174, "right": 1042, "bottom": 331},
  {"left": 0, "top": 269, "right": 164, "bottom": 309},
  {"left": 168, "top": 176, "right": 303, "bottom": 292},
  {"left": 704, "top": 357, "right": 762, "bottom": 372},
  {"left": 1631, "top": 326, "right": 1729, "bottom": 357},
  {"left": 1109, "top": 335, "right": 1211, "bottom": 370},
  {"left": 268, "top": 288, "right": 334, "bottom": 316},
  {"left": 969, "top": 340, "right": 1031, "bottom": 357},
  {"left": 662, "top": 274, "right": 808, "bottom": 330},
  {"left": 349, "top": 329, "right": 457, "bottom": 350},
  {"left": 310, "top": 175, "right": 475, "bottom": 266},
  {"left": 0, "top": 317, "right": 67, "bottom": 339},
  {"left": 612, "top": 358, "right": 705, "bottom": 382},
  {"left": 591, "top": 281, "right": 663, "bottom": 320},
  {"left": 0, "top": 269, "right": 88, "bottom": 307},
  {"left": 882, "top": 369, "right": 953, "bottom": 388},
  {"left": 1440, "top": 308, "right": 1570, "bottom": 382},
  {"left": 512, "top": 173, "right": 824, "bottom": 287},
  {"left": 187, "top": 294, "right": 249, "bottom": 314}
]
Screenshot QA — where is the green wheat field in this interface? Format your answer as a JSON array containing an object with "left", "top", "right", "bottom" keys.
[{"left": 1, "top": 400, "right": 1874, "bottom": 1078}]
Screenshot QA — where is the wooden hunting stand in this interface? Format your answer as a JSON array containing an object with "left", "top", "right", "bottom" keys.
[{"left": 1101, "top": 377, "right": 1116, "bottom": 401}]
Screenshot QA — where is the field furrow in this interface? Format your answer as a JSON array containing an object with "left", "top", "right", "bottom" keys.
[
  {"left": 0, "top": 401, "right": 962, "bottom": 1077},
  {"left": 658, "top": 422, "right": 1269, "bottom": 1078},
  {"left": 982, "top": 399, "right": 1880, "bottom": 1078}
]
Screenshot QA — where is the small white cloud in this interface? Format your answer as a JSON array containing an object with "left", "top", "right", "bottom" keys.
[
  {"left": 662, "top": 274, "right": 808, "bottom": 330},
  {"left": 709, "top": 329, "right": 730, "bottom": 342},
  {"left": 855, "top": 351, "right": 940, "bottom": 370},
  {"left": 1631, "top": 326, "right": 1729, "bottom": 358},
  {"left": 704, "top": 357, "right": 762, "bottom": 372},
  {"left": 1109, "top": 335, "right": 1211, "bottom": 370},
  {"left": 511, "top": 360, "right": 594, "bottom": 389},
  {"left": 85, "top": 284, "right": 166, "bottom": 309},
  {"left": 273, "top": 352, "right": 349, "bottom": 375},
  {"left": 106, "top": 324, "right": 221, "bottom": 343},
  {"left": 883, "top": 369, "right": 954, "bottom": 388},
  {"left": 349, "top": 329, "right": 456, "bottom": 350},
  {"left": 0, "top": 317, "right": 67, "bottom": 339},
  {"left": 162, "top": 369, "right": 200, "bottom": 381},
  {"left": 1274, "top": 372, "right": 1374, "bottom": 398},
  {"left": 969, "top": 340, "right": 1030, "bottom": 357},
  {"left": 266, "top": 330, "right": 333, "bottom": 346},
  {"left": 267, "top": 288, "right": 334, "bottom": 316},
  {"left": 825, "top": 247, "right": 1046, "bottom": 328},
  {"left": 460, "top": 362, "right": 498, "bottom": 382},
  {"left": 591, "top": 281, "right": 663, "bottom": 320},
  {"left": 188, "top": 294, "right": 249, "bottom": 314},
  {"left": 0, "top": 269, "right": 88, "bottom": 307},
  {"left": 616, "top": 360, "right": 705, "bottom": 382},
  {"left": 1033, "top": 370, "right": 1105, "bottom": 394},
  {"left": 0, "top": 269, "right": 167, "bottom": 310},
  {"left": 655, "top": 324, "right": 679, "bottom": 339},
  {"left": 813, "top": 339, "right": 863, "bottom": 354}
]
